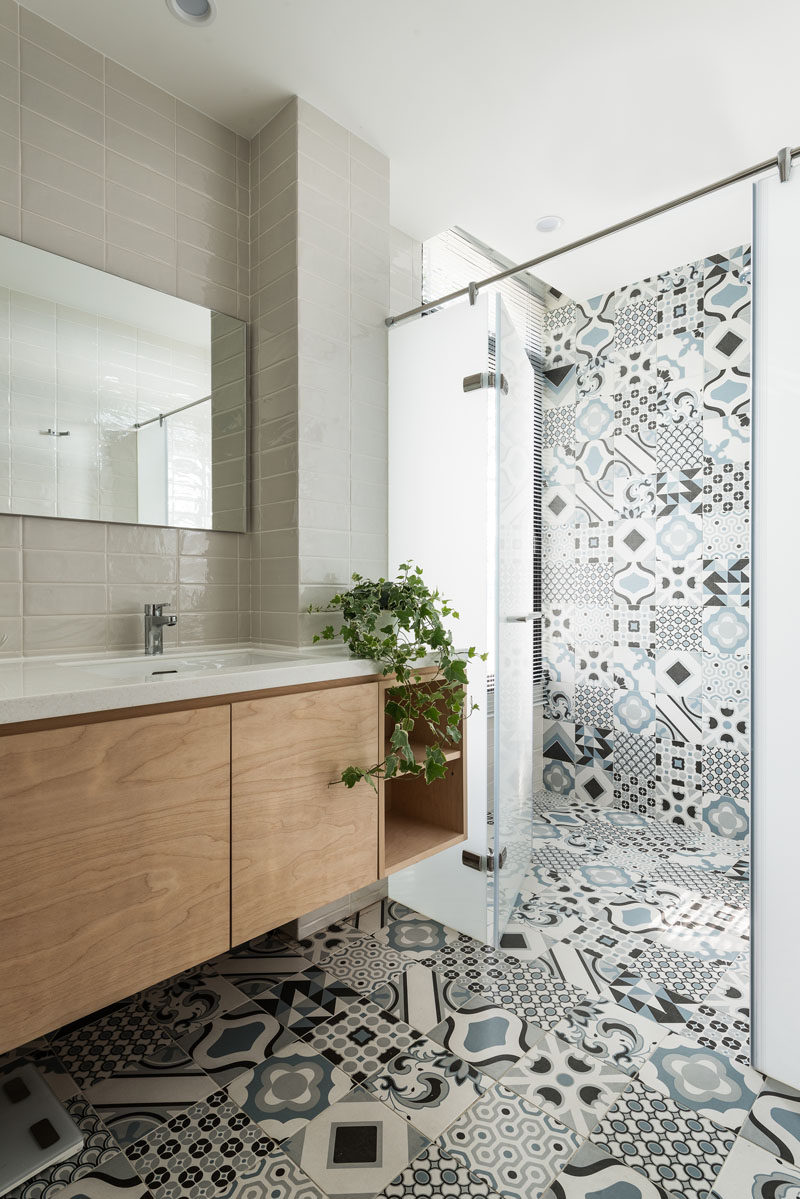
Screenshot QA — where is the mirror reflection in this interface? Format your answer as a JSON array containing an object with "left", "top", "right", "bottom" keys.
[{"left": 0, "top": 236, "right": 247, "bottom": 533}]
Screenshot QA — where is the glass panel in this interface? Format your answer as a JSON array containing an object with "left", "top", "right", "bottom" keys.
[
  {"left": 752, "top": 169, "right": 800, "bottom": 1086},
  {"left": 0, "top": 234, "right": 247, "bottom": 532},
  {"left": 492, "top": 296, "right": 535, "bottom": 941}
]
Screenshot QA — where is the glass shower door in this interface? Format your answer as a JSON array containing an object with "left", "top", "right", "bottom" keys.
[{"left": 491, "top": 296, "right": 536, "bottom": 942}]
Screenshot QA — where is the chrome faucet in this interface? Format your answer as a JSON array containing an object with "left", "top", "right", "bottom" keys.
[{"left": 144, "top": 602, "right": 177, "bottom": 655}]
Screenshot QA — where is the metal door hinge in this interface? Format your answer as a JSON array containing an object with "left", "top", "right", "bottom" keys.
[
  {"left": 462, "top": 371, "right": 509, "bottom": 395},
  {"left": 487, "top": 846, "right": 507, "bottom": 873},
  {"left": 462, "top": 847, "right": 507, "bottom": 873}
]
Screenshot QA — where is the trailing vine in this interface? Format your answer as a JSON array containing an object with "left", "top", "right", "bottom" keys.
[{"left": 311, "top": 562, "right": 486, "bottom": 790}]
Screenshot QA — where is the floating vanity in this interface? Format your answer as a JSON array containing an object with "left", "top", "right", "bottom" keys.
[{"left": 0, "top": 649, "right": 467, "bottom": 1053}]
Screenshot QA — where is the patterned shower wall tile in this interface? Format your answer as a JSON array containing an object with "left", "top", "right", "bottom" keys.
[
  {"left": 657, "top": 511, "right": 702, "bottom": 561},
  {"left": 48, "top": 1153, "right": 151, "bottom": 1198},
  {"left": 49, "top": 1003, "right": 179, "bottom": 1091},
  {"left": 544, "top": 678, "right": 575, "bottom": 722},
  {"left": 441, "top": 1084, "right": 582, "bottom": 1199},
  {"left": 575, "top": 523, "right": 613, "bottom": 565},
  {"left": 365, "top": 1037, "right": 487, "bottom": 1140},
  {"left": 573, "top": 605, "right": 613, "bottom": 643},
  {"left": 741, "top": 1077, "right": 800, "bottom": 1166},
  {"left": 574, "top": 684, "right": 614, "bottom": 726},
  {"left": 3, "top": 1095, "right": 120, "bottom": 1199},
  {"left": 125, "top": 1088, "right": 285, "bottom": 1198},
  {"left": 614, "top": 472, "right": 656, "bottom": 519},
  {"left": 590, "top": 1076, "right": 735, "bottom": 1199},
  {"left": 543, "top": 719, "right": 576, "bottom": 765},
  {"left": 705, "top": 413, "right": 750, "bottom": 466},
  {"left": 258, "top": 968, "right": 362, "bottom": 1037},
  {"left": 702, "top": 699, "right": 749, "bottom": 750},
  {"left": 573, "top": 561, "right": 614, "bottom": 606},
  {"left": 574, "top": 438, "right": 616, "bottom": 524},
  {"left": 542, "top": 1140, "right": 672, "bottom": 1199},
  {"left": 658, "top": 259, "right": 704, "bottom": 336},
  {"left": 655, "top": 606, "right": 702, "bottom": 651},
  {"left": 656, "top": 416, "right": 703, "bottom": 471},
  {"left": 655, "top": 468, "right": 703, "bottom": 518},
  {"left": 370, "top": 965, "right": 475, "bottom": 1033},
  {"left": 543, "top": 300, "right": 577, "bottom": 369},
  {"left": 212, "top": 932, "right": 315, "bottom": 997},
  {"left": 702, "top": 456, "right": 749, "bottom": 517},
  {"left": 614, "top": 730, "right": 656, "bottom": 778},
  {"left": 614, "top": 688, "right": 656, "bottom": 737},
  {"left": 703, "top": 509, "right": 749, "bottom": 557},
  {"left": 225, "top": 1037, "right": 353, "bottom": 1143},
  {"left": 657, "top": 330, "right": 704, "bottom": 396},
  {"left": 656, "top": 555, "right": 702, "bottom": 606},
  {"left": 544, "top": 525, "right": 578, "bottom": 565},
  {"left": 613, "top": 645, "right": 655, "bottom": 692},
  {"left": 614, "top": 519, "right": 656, "bottom": 607},
  {"left": 575, "top": 293, "right": 616, "bottom": 362},
  {"left": 575, "top": 393, "right": 615, "bottom": 443},
  {"left": 704, "top": 272, "right": 750, "bottom": 426},
  {"left": 708, "top": 1136, "right": 800, "bottom": 1199},
  {"left": 543, "top": 760, "right": 576, "bottom": 798},
  {"left": 176, "top": 999, "right": 296, "bottom": 1087},
  {"left": 614, "top": 606, "right": 657, "bottom": 650},
  {"left": 307, "top": 999, "right": 425, "bottom": 1086},
  {"left": 638, "top": 1030, "right": 760, "bottom": 1130},
  {"left": 614, "top": 345, "right": 659, "bottom": 445},
  {"left": 543, "top": 445, "right": 575, "bottom": 489},
  {"left": 283, "top": 1086, "right": 429, "bottom": 1199},
  {"left": 502, "top": 1031, "right": 629, "bottom": 1136},
  {"left": 543, "top": 405, "right": 576, "bottom": 448},
  {"left": 542, "top": 482, "right": 576, "bottom": 528},
  {"left": 615, "top": 297, "right": 658, "bottom": 349},
  {"left": 702, "top": 554, "right": 750, "bottom": 607},
  {"left": 543, "top": 363, "right": 577, "bottom": 410},
  {"left": 700, "top": 793, "right": 750, "bottom": 842},
  {"left": 702, "top": 744, "right": 749, "bottom": 799},
  {"left": 83, "top": 1041, "right": 216, "bottom": 1149},
  {"left": 555, "top": 994, "right": 667, "bottom": 1076},
  {"left": 574, "top": 724, "right": 613, "bottom": 769},
  {"left": 544, "top": 563, "right": 578, "bottom": 605},
  {"left": 702, "top": 652, "right": 749, "bottom": 705},
  {"left": 574, "top": 765, "right": 615, "bottom": 807},
  {"left": 575, "top": 644, "right": 613, "bottom": 686}
]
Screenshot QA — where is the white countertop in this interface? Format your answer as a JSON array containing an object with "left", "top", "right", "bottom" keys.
[{"left": 0, "top": 645, "right": 379, "bottom": 726}]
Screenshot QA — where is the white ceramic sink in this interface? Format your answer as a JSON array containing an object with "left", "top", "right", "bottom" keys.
[{"left": 62, "top": 648, "right": 301, "bottom": 681}]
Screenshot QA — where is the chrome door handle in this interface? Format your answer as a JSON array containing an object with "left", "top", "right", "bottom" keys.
[{"left": 506, "top": 612, "right": 541, "bottom": 623}]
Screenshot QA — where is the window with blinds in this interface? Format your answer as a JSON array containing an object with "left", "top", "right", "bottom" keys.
[{"left": 422, "top": 228, "right": 545, "bottom": 704}]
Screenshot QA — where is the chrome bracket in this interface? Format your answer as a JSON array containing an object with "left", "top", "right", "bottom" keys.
[
  {"left": 468, "top": 281, "right": 479, "bottom": 306},
  {"left": 778, "top": 147, "right": 793, "bottom": 183},
  {"left": 463, "top": 371, "right": 509, "bottom": 395}
]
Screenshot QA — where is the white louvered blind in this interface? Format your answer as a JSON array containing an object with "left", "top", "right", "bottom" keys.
[{"left": 422, "top": 228, "right": 544, "bottom": 704}]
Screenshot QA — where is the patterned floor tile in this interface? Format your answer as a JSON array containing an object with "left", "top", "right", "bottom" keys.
[
  {"left": 683, "top": 1001, "right": 751, "bottom": 1068},
  {"left": 346, "top": 898, "right": 412, "bottom": 934},
  {"left": 125, "top": 1089, "right": 275, "bottom": 1198},
  {"left": 258, "top": 967, "right": 361, "bottom": 1036},
  {"left": 212, "top": 932, "right": 316, "bottom": 997},
  {"left": 374, "top": 912, "right": 461, "bottom": 957},
  {"left": 370, "top": 963, "right": 475, "bottom": 1034},
  {"left": 461, "top": 961, "right": 588, "bottom": 1031},
  {"left": 4, "top": 1095, "right": 121, "bottom": 1199},
  {"left": 441, "top": 1083, "right": 582, "bottom": 1199},
  {"left": 502, "top": 1030, "right": 629, "bottom": 1136},
  {"left": 542, "top": 1139, "right": 671, "bottom": 1199},
  {"left": 137, "top": 966, "right": 252, "bottom": 1036},
  {"left": 378, "top": 1142, "right": 498, "bottom": 1198},
  {"left": 429, "top": 994, "right": 544, "bottom": 1079},
  {"left": 590, "top": 1075, "right": 735, "bottom": 1199},
  {"left": 556, "top": 995, "right": 667, "bottom": 1076},
  {"left": 708, "top": 1135, "right": 800, "bottom": 1199},
  {"left": 366, "top": 1036, "right": 487, "bottom": 1140},
  {"left": 623, "top": 941, "right": 730, "bottom": 1002},
  {"left": 530, "top": 942, "right": 617, "bottom": 996},
  {"left": 741, "top": 1076, "right": 800, "bottom": 1166},
  {"left": 306, "top": 998, "right": 425, "bottom": 1085},
  {"left": 300, "top": 927, "right": 408, "bottom": 994},
  {"left": 46, "top": 1152, "right": 151, "bottom": 1198},
  {"left": 49, "top": 1003, "right": 178, "bottom": 1090},
  {"left": 607, "top": 969, "right": 700, "bottom": 1027},
  {"left": 416, "top": 933, "right": 516, "bottom": 986},
  {"left": 638, "top": 1030, "right": 760, "bottom": 1130},
  {"left": 176, "top": 999, "right": 295, "bottom": 1086},
  {"left": 83, "top": 1041, "right": 216, "bottom": 1149},
  {"left": 283, "top": 1085, "right": 429, "bottom": 1199},
  {"left": 225, "top": 1036, "right": 352, "bottom": 1143}
]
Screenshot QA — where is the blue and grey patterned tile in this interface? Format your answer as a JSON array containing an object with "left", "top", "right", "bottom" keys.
[
  {"left": 306, "top": 999, "right": 425, "bottom": 1086},
  {"left": 212, "top": 932, "right": 316, "bottom": 998},
  {"left": 49, "top": 1003, "right": 178, "bottom": 1091},
  {"left": 176, "top": 999, "right": 295, "bottom": 1086},
  {"left": 556, "top": 994, "right": 667, "bottom": 1076},
  {"left": 741, "top": 1076, "right": 800, "bottom": 1166},
  {"left": 366, "top": 1037, "right": 487, "bottom": 1140},
  {"left": 378, "top": 1142, "right": 498, "bottom": 1198},
  {"left": 708, "top": 1136, "right": 800, "bottom": 1199},
  {"left": 138, "top": 966, "right": 253, "bottom": 1034},
  {"left": 542, "top": 1139, "right": 671, "bottom": 1198},
  {"left": 370, "top": 964, "right": 475, "bottom": 1035},
  {"left": 638, "top": 1030, "right": 760, "bottom": 1130},
  {"left": 258, "top": 968, "right": 361, "bottom": 1036}
]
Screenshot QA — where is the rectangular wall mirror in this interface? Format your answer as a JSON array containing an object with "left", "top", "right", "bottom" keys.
[{"left": 0, "top": 235, "right": 247, "bottom": 533}]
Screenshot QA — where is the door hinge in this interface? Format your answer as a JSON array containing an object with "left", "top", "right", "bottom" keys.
[
  {"left": 462, "top": 371, "right": 509, "bottom": 395},
  {"left": 462, "top": 846, "right": 507, "bottom": 873},
  {"left": 487, "top": 846, "right": 508, "bottom": 873}
]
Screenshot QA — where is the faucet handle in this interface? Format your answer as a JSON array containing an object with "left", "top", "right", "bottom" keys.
[{"left": 145, "top": 601, "right": 171, "bottom": 616}]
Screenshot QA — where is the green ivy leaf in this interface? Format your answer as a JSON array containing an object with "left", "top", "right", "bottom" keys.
[{"left": 424, "top": 745, "right": 448, "bottom": 783}]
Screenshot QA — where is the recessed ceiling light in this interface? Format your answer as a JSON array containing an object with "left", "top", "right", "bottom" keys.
[
  {"left": 166, "top": 0, "right": 216, "bottom": 25},
  {"left": 536, "top": 215, "right": 564, "bottom": 233}
]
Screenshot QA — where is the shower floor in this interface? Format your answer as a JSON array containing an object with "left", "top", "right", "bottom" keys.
[{"left": 1, "top": 800, "right": 783, "bottom": 1199}]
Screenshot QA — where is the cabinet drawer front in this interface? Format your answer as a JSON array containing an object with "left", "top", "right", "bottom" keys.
[
  {"left": 0, "top": 706, "right": 230, "bottom": 1052},
  {"left": 232, "top": 682, "right": 379, "bottom": 943}
]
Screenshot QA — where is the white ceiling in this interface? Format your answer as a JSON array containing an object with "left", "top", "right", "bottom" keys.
[{"left": 19, "top": 0, "right": 798, "bottom": 297}]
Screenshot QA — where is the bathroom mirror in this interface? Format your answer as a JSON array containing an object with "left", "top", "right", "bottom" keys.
[{"left": 0, "top": 235, "right": 247, "bottom": 533}]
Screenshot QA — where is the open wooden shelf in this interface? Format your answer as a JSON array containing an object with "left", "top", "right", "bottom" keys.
[{"left": 378, "top": 678, "right": 467, "bottom": 878}]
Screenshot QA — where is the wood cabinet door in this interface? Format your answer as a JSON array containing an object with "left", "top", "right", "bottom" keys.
[
  {"left": 231, "top": 682, "right": 379, "bottom": 944},
  {"left": 0, "top": 706, "right": 230, "bottom": 1052}
]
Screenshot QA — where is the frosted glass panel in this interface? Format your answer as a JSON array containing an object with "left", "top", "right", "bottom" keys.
[{"left": 752, "top": 170, "right": 800, "bottom": 1088}]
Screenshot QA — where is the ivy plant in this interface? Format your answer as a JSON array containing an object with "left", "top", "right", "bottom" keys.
[{"left": 311, "top": 562, "right": 486, "bottom": 791}]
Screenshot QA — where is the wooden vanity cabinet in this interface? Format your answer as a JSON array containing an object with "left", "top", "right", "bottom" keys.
[
  {"left": 231, "top": 682, "right": 380, "bottom": 944},
  {"left": 0, "top": 706, "right": 230, "bottom": 1053}
]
